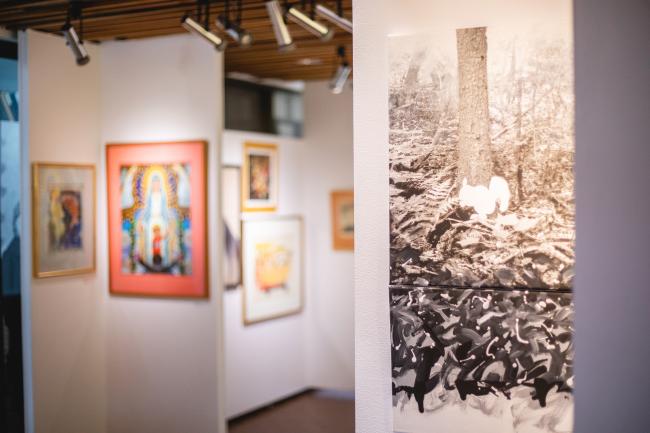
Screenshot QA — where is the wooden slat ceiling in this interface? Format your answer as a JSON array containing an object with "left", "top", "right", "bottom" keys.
[{"left": 0, "top": 0, "right": 352, "bottom": 81}]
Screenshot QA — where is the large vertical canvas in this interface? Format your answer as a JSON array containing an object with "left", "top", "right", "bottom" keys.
[
  {"left": 389, "top": 8, "right": 575, "bottom": 290},
  {"left": 241, "top": 142, "right": 278, "bottom": 212},
  {"left": 32, "top": 163, "right": 95, "bottom": 277},
  {"left": 331, "top": 190, "right": 354, "bottom": 250},
  {"left": 106, "top": 141, "right": 208, "bottom": 298},
  {"left": 222, "top": 166, "right": 241, "bottom": 289},
  {"left": 241, "top": 216, "right": 303, "bottom": 324},
  {"left": 387, "top": 1, "right": 575, "bottom": 432}
]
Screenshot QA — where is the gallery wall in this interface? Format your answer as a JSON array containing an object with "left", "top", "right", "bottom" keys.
[
  {"left": 23, "top": 29, "right": 107, "bottom": 433},
  {"left": 22, "top": 26, "right": 355, "bottom": 433},
  {"left": 222, "top": 129, "right": 309, "bottom": 418},
  {"left": 353, "top": 1, "right": 649, "bottom": 433},
  {"left": 222, "top": 82, "right": 355, "bottom": 417},
  {"left": 100, "top": 34, "right": 225, "bottom": 433},
  {"left": 302, "top": 81, "right": 354, "bottom": 391}
]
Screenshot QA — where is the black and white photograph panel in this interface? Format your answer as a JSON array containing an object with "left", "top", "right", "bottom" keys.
[
  {"left": 390, "top": 286, "right": 574, "bottom": 433},
  {"left": 388, "top": 9, "right": 574, "bottom": 289}
]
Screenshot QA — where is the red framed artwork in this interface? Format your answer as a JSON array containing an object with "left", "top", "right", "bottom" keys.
[{"left": 106, "top": 141, "right": 208, "bottom": 298}]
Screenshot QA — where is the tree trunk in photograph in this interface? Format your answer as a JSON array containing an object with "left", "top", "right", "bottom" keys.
[{"left": 456, "top": 27, "right": 493, "bottom": 188}]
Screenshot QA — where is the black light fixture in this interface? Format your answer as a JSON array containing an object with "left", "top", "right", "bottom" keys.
[
  {"left": 330, "top": 45, "right": 351, "bottom": 94},
  {"left": 216, "top": 0, "right": 253, "bottom": 47},
  {"left": 315, "top": 1, "right": 352, "bottom": 34},
  {"left": 266, "top": 1, "right": 295, "bottom": 52},
  {"left": 61, "top": 1, "right": 90, "bottom": 66},
  {"left": 182, "top": 0, "right": 227, "bottom": 51},
  {"left": 286, "top": 1, "right": 334, "bottom": 41}
]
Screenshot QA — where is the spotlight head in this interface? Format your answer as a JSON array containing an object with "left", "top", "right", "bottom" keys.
[
  {"left": 266, "top": 1, "right": 295, "bottom": 52},
  {"left": 182, "top": 15, "right": 227, "bottom": 51},
  {"left": 61, "top": 23, "right": 90, "bottom": 66},
  {"left": 330, "top": 45, "right": 350, "bottom": 94},
  {"left": 286, "top": 6, "right": 334, "bottom": 41},
  {"left": 315, "top": 4, "right": 352, "bottom": 34},
  {"left": 216, "top": 15, "right": 253, "bottom": 48},
  {"left": 330, "top": 62, "right": 351, "bottom": 94}
]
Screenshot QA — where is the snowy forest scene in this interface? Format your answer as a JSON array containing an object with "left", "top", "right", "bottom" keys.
[
  {"left": 388, "top": 25, "right": 574, "bottom": 290},
  {"left": 390, "top": 286, "right": 574, "bottom": 433}
]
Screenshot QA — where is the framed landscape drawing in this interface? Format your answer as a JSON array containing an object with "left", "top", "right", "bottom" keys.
[
  {"left": 106, "top": 141, "right": 208, "bottom": 298},
  {"left": 389, "top": 18, "right": 575, "bottom": 290},
  {"left": 387, "top": 1, "right": 575, "bottom": 432},
  {"left": 222, "top": 165, "right": 241, "bottom": 289},
  {"left": 330, "top": 190, "right": 354, "bottom": 250},
  {"left": 241, "top": 216, "right": 303, "bottom": 324},
  {"left": 241, "top": 142, "right": 278, "bottom": 212},
  {"left": 32, "top": 163, "right": 95, "bottom": 278}
]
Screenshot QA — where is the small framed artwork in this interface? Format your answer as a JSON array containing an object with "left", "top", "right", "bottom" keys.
[
  {"left": 32, "top": 163, "right": 96, "bottom": 278},
  {"left": 331, "top": 190, "right": 354, "bottom": 250},
  {"left": 222, "top": 165, "right": 241, "bottom": 289},
  {"left": 106, "top": 140, "right": 208, "bottom": 298},
  {"left": 241, "top": 142, "right": 278, "bottom": 212},
  {"left": 241, "top": 216, "right": 303, "bottom": 325}
]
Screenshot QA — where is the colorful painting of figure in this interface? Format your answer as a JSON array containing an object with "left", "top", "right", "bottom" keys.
[
  {"left": 48, "top": 189, "right": 82, "bottom": 250},
  {"left": 249, "top": 154, "right": 270, "bottom": 200},
  {"left": 120, "top": 163, "right": 192, "bottom": 276},
  {"left": 242, "top": 142, "right": 278, "bottom": 212},
  {"left": 107, "top": 141, "right": 207, "bottom": 298},
  {"left": 32, "top": 163, "right": 95, "bottom": 278}
]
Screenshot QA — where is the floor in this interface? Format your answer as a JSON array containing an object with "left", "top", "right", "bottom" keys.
[{"left": 228, "top": 389, "right": 355, "bottom": 433}]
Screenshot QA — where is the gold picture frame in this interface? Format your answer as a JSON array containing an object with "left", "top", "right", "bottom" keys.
[
  {"left": 241, "top": 142, "right": 278, "bottom": 213},
  {"left": 241, "top": 215, "right": 304, "bottom": 325},
  {"left": 331, "top": 190, "right": 354, "bottom": 251},
  {"left": 32, "top": 162, "right": 96, "bottom": 278}
]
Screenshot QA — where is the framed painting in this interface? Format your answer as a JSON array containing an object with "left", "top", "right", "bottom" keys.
[
  {"left": 32, "top": 163, "right": 96, "bottom": 278},
  {"left": 241, "top": 142, "right": 278, "bottom": 212},
  {"left": 222, "top": 165, "right": 241, "bottom": 289},
  {"left": 106, "top": 141, "right": 208, "bottom": 298},
  {"left": 330, "top": 190, "right": 354, "bottom": 250},
  {"left": 241, "top": 216, "right": 303, "bottom": 325}
]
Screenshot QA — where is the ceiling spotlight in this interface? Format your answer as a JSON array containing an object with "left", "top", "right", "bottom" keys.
[
  {"left": 62, "top": 23, "right": 90, "bottom": 66},
  {"left": 266, "top": 1, "right": 295, "bottom": 52},
  {"left": 330, "top": 45, "right": 351, "bottom": 95},
  {"left": 182, "top": 15, "right": 227, "bottom": 51},
  {"left": 315, "top": 2, "right": 352, "bottom": 34},
  {"left": 216, "top": 0, "right": 253, "bottom": 47},
  {"left": 216, "top": 16, "right": 252, "bottom": 47},
  {"left": 62, "top": 2, "right": 89, "bottom": 66},
  {"left": 286, "top": 6, "right": 334, "bottom": 41}
]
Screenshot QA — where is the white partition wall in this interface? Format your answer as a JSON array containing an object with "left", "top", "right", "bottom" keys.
[
  {"left": 222, "top": 129, "right": 309, "bottom": 418},
  {"left": 21, "top": 30, "right": 227, "bottom": 433},
  {"left": 302, "top": 82, "right": 354, "bottom": 391},
  {"left": 222, "top": 82, "right": 355, "bottom": 418},
  {"left": 100, "top": 34, "right": 225, "bottom": 433},
  {"left": 22, "top": 29, "right": 107, "bottom": 433}
]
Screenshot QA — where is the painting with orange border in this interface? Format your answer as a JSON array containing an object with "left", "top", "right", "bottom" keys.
[
  {"left": 331, "top": 190, "right": 354, "bottom": 250},
  {"left": 106, "top": 141, "right": 208, "bottom": 298}
]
